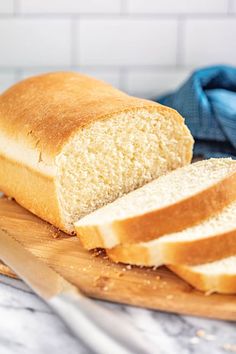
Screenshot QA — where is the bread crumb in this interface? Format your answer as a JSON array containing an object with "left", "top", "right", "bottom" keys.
[
  {"left": 49, "top": 228, "right": 62, "bottom": 239},
  {"left": 92, "top": 249, "right": 104, "bottom": 257},
  {"left": 195, "top": 330, "right": 215, "bottom": 341},
  {"left": 205, "top": 334, "right": 216, "bottom": 341},
  {"left": 189, "top": 337, "right": 200, "bottom": 345},
  {"left": 118, "top": 273, "right": 124, "bottom": 277},
  {"left": 196, "top": 329, "right": 205, "bottom": 337},
  {"left": 204, "top": 289, "right": 215, "bottom": 296},
  {"left": 126, "top": 265, "right": 132, "bottom": 270},
  {"left": 166, "top": 295, "right": 173, "bottom": 300},
  {"left": 7, "top": 196, "right": 14, "bottom": 201},
  {"left": 223, "top": 344, "right": 236, "bottom": 352}
]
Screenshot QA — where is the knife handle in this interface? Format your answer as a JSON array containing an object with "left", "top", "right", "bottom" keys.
[{"left": 49, "top": 290, "right": 150, "bottom": 354}]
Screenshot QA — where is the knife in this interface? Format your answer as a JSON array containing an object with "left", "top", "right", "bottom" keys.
[{"left": 0, "top": 228, "right": 151, "bottom": 354}]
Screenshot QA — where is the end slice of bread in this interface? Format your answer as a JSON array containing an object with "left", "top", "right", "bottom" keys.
[
  {"left": 168, "top": 257, "right": 236, "bottom": 294},
  {"left": 107, "top": 201, "right": 236, "bottom": 266},
  {"left": 75, "top": 158, "right": 236, "bottom": 249}
]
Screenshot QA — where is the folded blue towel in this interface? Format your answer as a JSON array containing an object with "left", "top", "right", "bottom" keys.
[{"left": 156, "top": 66, "right": 236, "bottom": 158}]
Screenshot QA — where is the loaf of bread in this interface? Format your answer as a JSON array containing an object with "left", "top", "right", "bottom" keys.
[
  {"left": 107, "top": 199, "right": 236, "bottom": 266},
  {"left": 169, "top": 256, "right": 236, "bottom": 294},
  {"left": 75, "top": 158, "right": 236, "bottom": 249},
  {"left": 0, "top": 72, "right": 193, "bottom": 233}
]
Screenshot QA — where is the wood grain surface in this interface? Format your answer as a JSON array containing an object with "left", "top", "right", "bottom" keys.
[{"left": 0, "top": 197, "right": 235, "bottom": 321}]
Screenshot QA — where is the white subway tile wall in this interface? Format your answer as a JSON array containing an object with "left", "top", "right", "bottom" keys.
[
  {"left": 127, "top": 0, "right": 229, "bottom": 14},
  {"left": 183, "top": 18, "right": 236, "bottom": 66},
  {"left": 78, "top": 19, "right": 178, "bottom": 66},
  {"left": 0, "top": 0, "right": 14, "bottom": 14},
  {"left": 19, "top": 0, "right": 121, "bottom": 14},
  {"left": 126, "top": 68, "right": 192, "bottom": 98},
  {"left": 0, "top": 19, "right": 71, "bottom": 67},
  {"left": 20, "top": 68, "right": 121, "bottom": 88},
  {"left": 0, "top": 0, "right": 235, "bottom": 97}
]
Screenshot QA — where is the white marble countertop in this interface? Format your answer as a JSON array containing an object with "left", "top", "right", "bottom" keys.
[{"left": 0, "top": 274, "right": 235, "bottom": 354}]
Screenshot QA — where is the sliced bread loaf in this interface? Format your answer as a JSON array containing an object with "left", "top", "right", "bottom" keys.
[
  {"left": 107, "top": 201, "right": 236, "bottom": 266},
  {"left": 0, "top": 72, "right": 193, "bottom": 233},
  {"left": 75, "top": 158, "right": 236, "bottom": 249},
  {"left": 168, "top": 256, "right": 236, "bottom": 294}
]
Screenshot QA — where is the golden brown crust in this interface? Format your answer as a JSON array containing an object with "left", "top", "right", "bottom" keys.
[
  {"left": 107, "top": 228, "right": 236, "bottom": 266},
  {"left": 168, "top": 264, "right": 236, "bottom": 294},
  {"left": 162, "top": 230, "right": 236, "bottom": 265},
  {"left": 77, "top": 170, "right": 236, "bottom": 249},
  {"left": 0, "top": 153, "right": 66, "bottom": 232},
  {"left": 107, "top": 243, "right": 151, "bottom": 265},
  {"left": 0, "top": 71, "right": 182, "bottom": 158}
]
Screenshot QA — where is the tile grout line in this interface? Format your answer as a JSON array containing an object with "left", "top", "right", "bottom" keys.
[
  {"left": 0, "top": 13, "right": 236, "bottom": 19},
  {"left": 13, "top": 0, "right": 20, "bottom": 15},
  {"left": 120, "top": 0, "right": 128, "bottom": 14},
  {"left": 227, "top": 0, "right": 234, "bottom": 13},
  {"left": 0, "top": 65, "right": 195, "bottom": 72}
]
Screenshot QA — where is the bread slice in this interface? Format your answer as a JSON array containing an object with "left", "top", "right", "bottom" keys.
[
  {"left": 75, "top": 158, "right": 236, "bottom": 249},
  {"left": 168, "top": 257, "right": 236, "bottom": 294},
  {"left": 0, "top": 72, "right": 193, "bottom": 233},
  {"left": 107, "top": 201, "right": 236, "bottom": 266}
]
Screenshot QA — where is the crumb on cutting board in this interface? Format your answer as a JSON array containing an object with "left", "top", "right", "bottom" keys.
[{"left": 223, "top": 344, "right": 236, "bottom": 352}]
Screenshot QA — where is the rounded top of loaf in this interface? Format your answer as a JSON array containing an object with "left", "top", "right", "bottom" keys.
[{"left": 0, "top": 71, "right": 173, "bottom": 158}]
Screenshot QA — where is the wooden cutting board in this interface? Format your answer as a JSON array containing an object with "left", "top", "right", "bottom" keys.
[{"left": 0, "top": 197, "right": 236, "bottom": 321}]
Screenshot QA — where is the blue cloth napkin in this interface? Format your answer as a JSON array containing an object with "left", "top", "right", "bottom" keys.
[{"left": 156, "top": 66, "right": 236, "bottom": 158}]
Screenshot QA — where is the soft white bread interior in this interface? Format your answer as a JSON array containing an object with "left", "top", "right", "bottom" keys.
[
  {"left": 57, "top": 109, "right": 191, "bottom": 232},
  {"left": 169, "top": 256, "right": 236, "bottom": 294},
  {"left": 75, "top": 158, "right": 236, "bottom": 249},
  {"left": 107, "top": 200, "right": 236, "bottom": 266},
  {"left": 0, "top": 72, "right": 193, "bottom": 233}
]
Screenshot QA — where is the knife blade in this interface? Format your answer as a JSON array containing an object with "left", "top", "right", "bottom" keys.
[{"left": 0, "top": 228, "right": 151, "bottom": 354}]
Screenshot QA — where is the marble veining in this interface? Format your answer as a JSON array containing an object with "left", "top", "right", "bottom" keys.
[{"left": 0, "top": 274, "right": 235, "bottom": 354}]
